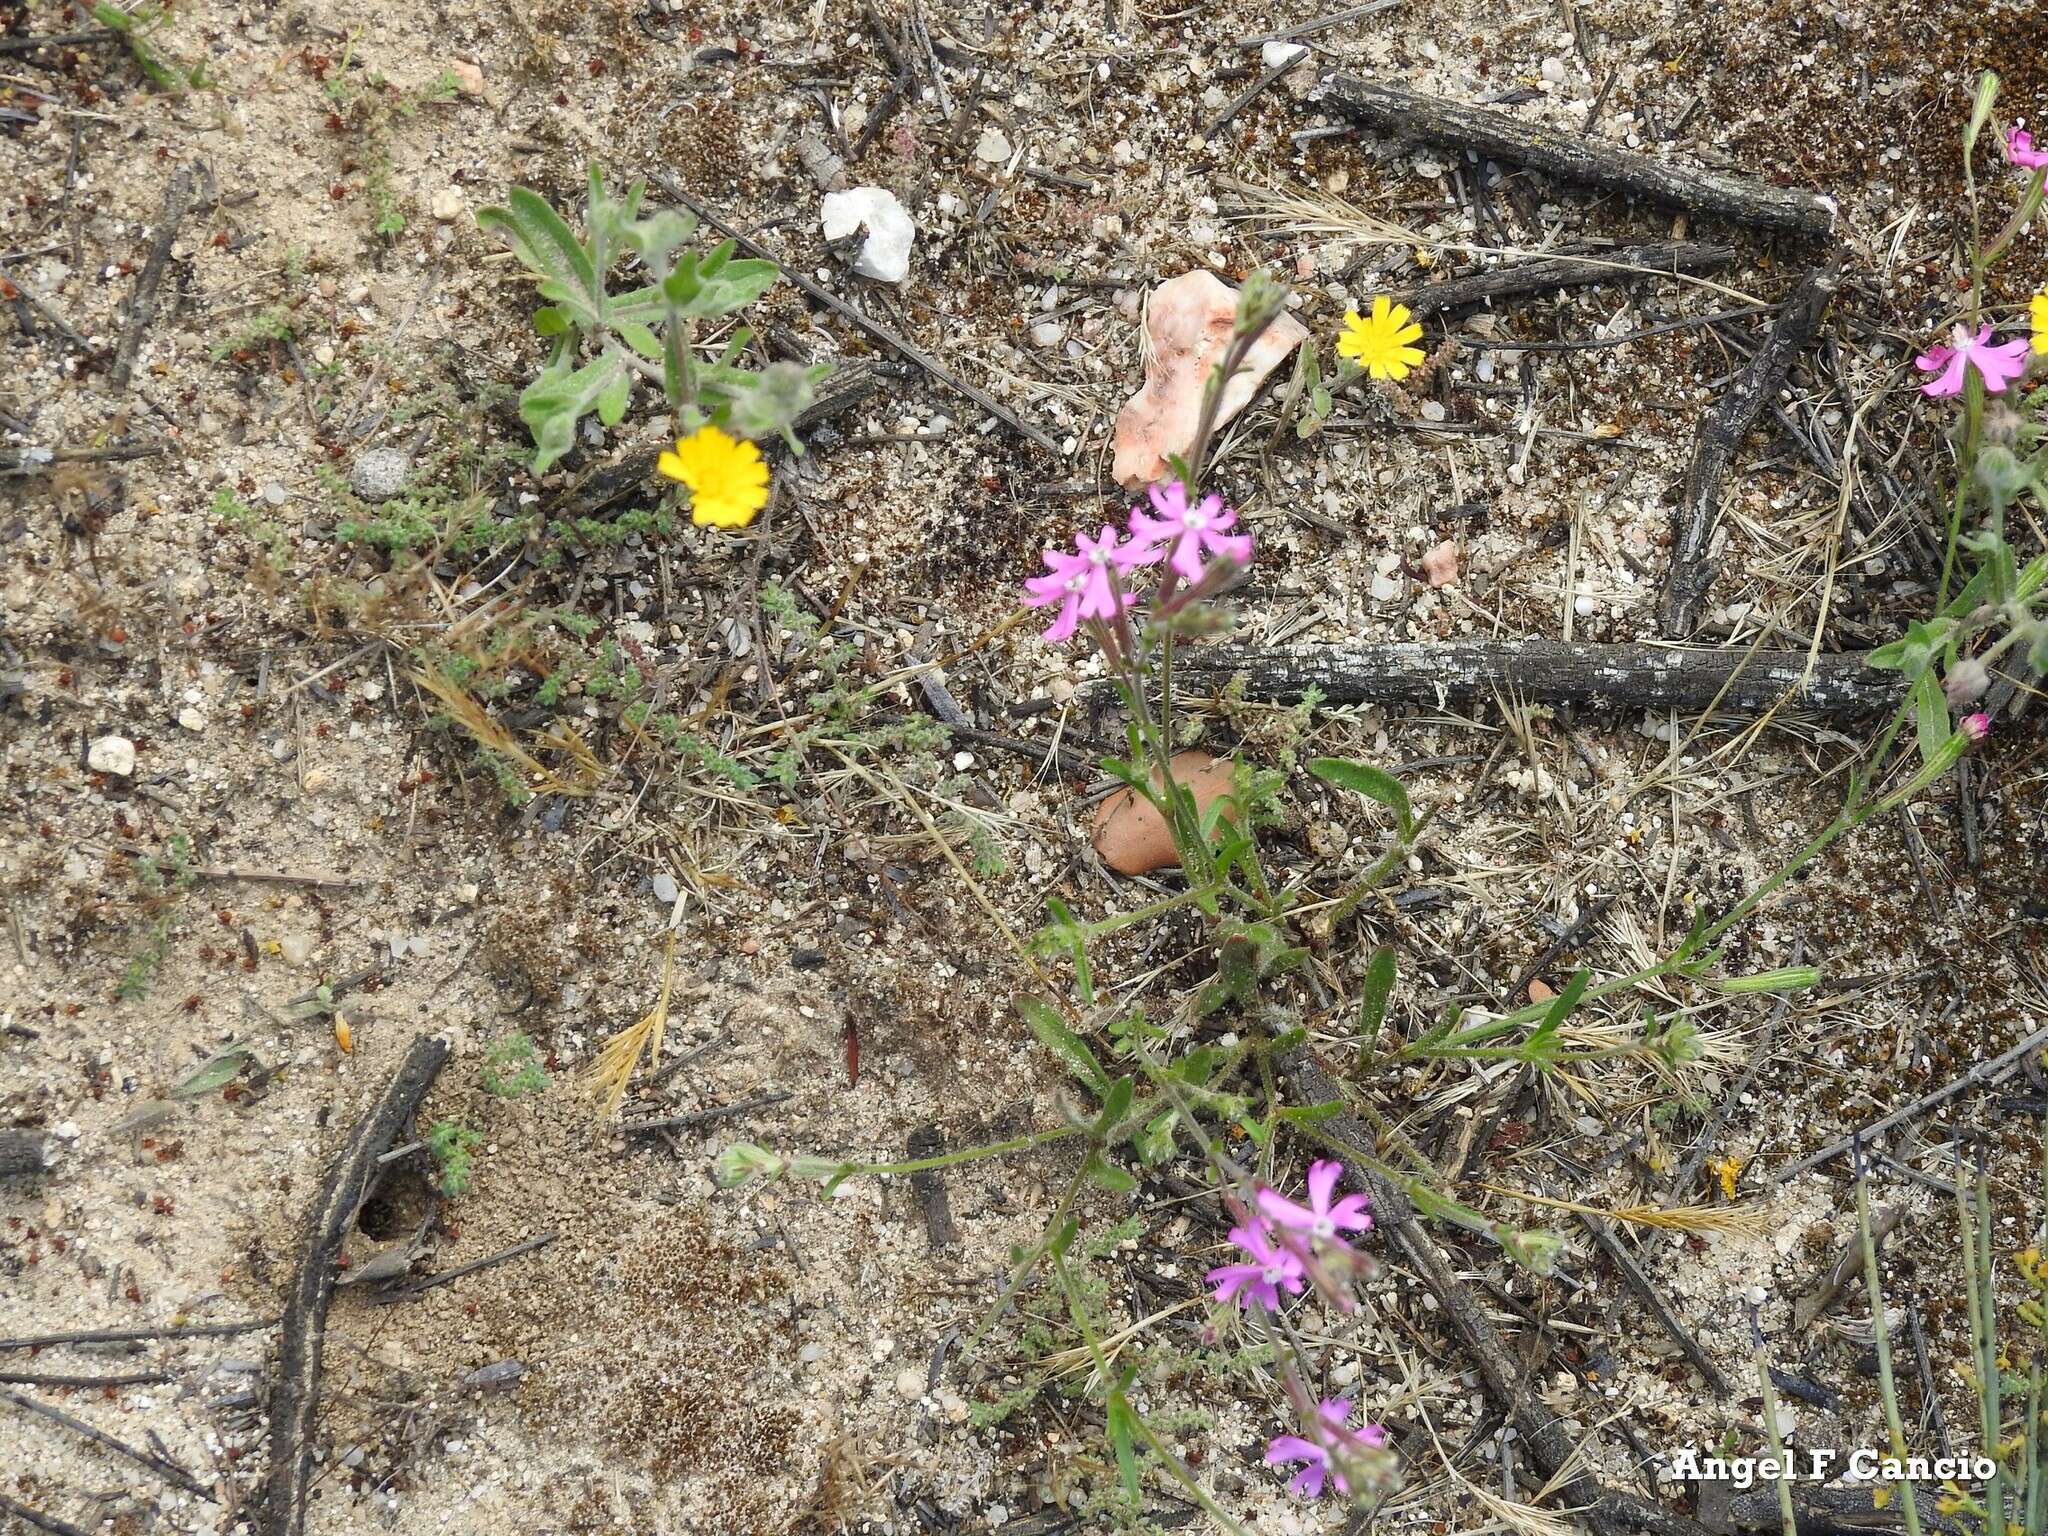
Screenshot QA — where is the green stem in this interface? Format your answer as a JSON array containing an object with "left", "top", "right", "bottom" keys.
[
  {"left": 821, "top": 1125, "right": 1079, "bottom": 1183},
  {"left": 1047, "top": 1244, "right": 1252, "bottom": 1536},
  {"left": 1753, "top": 1327, "right": 1799, "bottom": 1536},
  {"left": 1125, "top": 1400, "right": 1253, "bottom": 1536},
  {"left": 964, "top": 1161, "right": 1087, "bottom": 1361},
  {"left": 1939, "top": 372, "right": 1986, "bottom": 610},
  {"left": 1862, "top": 1170, "right": 1925, "bottom": 1536}
]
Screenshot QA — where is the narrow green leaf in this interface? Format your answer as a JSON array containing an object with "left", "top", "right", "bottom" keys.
[
  {"left": 1713, "top": 965, "right": 1821, "bottom": 995},
  {"left": 1016, "top": 996, "right": 1109, "bottom": 1094},
  {"left": 1093, "top": 1076, "right": 1135, "bottom": 1139},
  {"left": 1276, "top": 1099, "right": 1346, "bottom": 1126},
  {"left": 1107, "top": 1394, "right": 1141, "bottom": 1503},
  {"left": 1535, "top": 966, "right": 1590, "bottom": 1038},
  {"left": 1358, "top": 945, "right": 1396, "bottom": 1040},
  {"left": 172, "top": 1045, "right": 252, "bottom": 1098},
  {"left": 1912, "top": 670, "right": 1949, "bottom": 768},
  {"left": 1964, "top": 70, "right": 2001, "bottom": 166},
  {"left": 1309, "top": 756, "right": 1413, "bottom": 836},
  {"left": 1085, "top": 1157, "right": 1137, "bottom": 1194}
]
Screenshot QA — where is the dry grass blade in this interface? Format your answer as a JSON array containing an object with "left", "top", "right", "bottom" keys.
[
  {"left": 587, "top": 930, "right": 680, "bottom": 1118},
  {"left": 1478, "top": 1183, "right": 1776, "bottom": 1237},
  {"left": 1042, "top": 1298, "right": 1202, "bottom": 1385},
  {"left": 411, "top": 666, "right": 598, "bottom": 798}
]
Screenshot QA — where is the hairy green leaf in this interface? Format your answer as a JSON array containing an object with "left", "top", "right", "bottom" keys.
[
  {"left": 1309, "top": 756, "right": 1413, "bottom": 836},
  {"left": 518, "top": 347, "right": 631, "bottom": 473},
  {"left": 478, "top": 188, "right": 604, "bottom": 331},
  {"left": 1016, "top": 995, "right": 1109, "bottom": 1094}
]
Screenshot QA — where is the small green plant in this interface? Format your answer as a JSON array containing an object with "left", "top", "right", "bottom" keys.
[
  {"left": 212, "top": 486, "right": 294, "bottom": 569},
  {"left": 481, "top": 1034, "right": 549, "bottom": 1099},
  {"left": 210, "top": 304, "right": 296, "bottom": 362},
  {"left": 478, "top": 167, "right": 830, "bottom": 473},
  {"left": 426, "top": 1118, "right": 483, "bottom": 1196},
  {"left": 117, "top": 834, "right": 196, "bottom": 1001},
  {"left": 92, "top": 1, "right": 206, "bottom": 91}
]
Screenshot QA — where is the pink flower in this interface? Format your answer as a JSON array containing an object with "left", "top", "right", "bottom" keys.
[
  {"left": 1962, "top": 711, "right": 1991, "bottom": 743},
  {"left": 1264, "top": 1398, "right": 1389, "bottom": 1499},
  {"left": 1126, "top": 480, "right": 1253, "bottom": 584},
  {"left": 1022, "top": 523, "right": 1148, "bottom": 642},
  {"left": 1206, "top": 1222, "right": 1307, "bottom": 1311},
  {"left": 1916, "top": 325, "right": 2032, "bottom": 397},
  {"left": 2007, "top": 127, "right": 2048, "bottom": 171},
  {"left": 1256, "top": 1159, "right": 1372, "bottom": 1251}
]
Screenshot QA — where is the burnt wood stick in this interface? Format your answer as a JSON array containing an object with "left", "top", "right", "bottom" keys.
[
  {"left": 1394, "top": 240, "right": 1737, "bottom": 315},
  {"left": 261, "top": 1034, "right": 448, "bottom": 1536},
  {"left": 1171, "top": 640, "right": 1902, "bottom": 716},
  {"left": 1660, "top": 257, "right": 1841, "bottom": 637},
  {"left": 111, "top": 162, "right": 202, "bottom": 391},
  {"left": 0, "top": 1130, "right": 53, "bottom": 1178},
  {"left": 1316, "top": 76, "right": 1837, "bottom": 236}
]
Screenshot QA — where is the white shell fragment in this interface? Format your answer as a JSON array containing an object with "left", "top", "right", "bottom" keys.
[{"left": 820, "top": 187, "right": 916, "bottom": 284}]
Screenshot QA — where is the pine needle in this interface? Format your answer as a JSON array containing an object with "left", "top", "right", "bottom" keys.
[
  {"left": 1479, "top": 1183, "right": 1776, "bottom": 1237},
  {"left": 587, "top": 930, "right": 680, "bottom": 1118}
]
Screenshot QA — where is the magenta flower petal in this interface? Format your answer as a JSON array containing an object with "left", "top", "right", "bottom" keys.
[
  {"left": 1290, "top": 1462, "right": 1329, "bottom": 1498},
  {"left": 1265, "top": 1433, "right": 1330, "bottom": 1498},
  {"left": 2008, "top": 127, "right": 2048, "bottom": 171},
  {"left": 1328, "top": 1193, "right": 1374, "bottom": 1232},
  {"left": 1974, "top": 334, "right": 2033, "bottom": 394},
  {"left": 1126, "top": 479, "right": 1255, "bottom": 584},
  {"left": 1916, "top": 344, "right": 1966, "bottom": 397},
  {"left": 1306, "top": 1159, "right": 1344, "bottom": 1213},
  {"left": 1255, "top": 1186, "right": 1319, "bottom": 1230}
]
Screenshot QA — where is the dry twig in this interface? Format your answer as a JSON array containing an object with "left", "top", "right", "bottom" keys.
[
  {"left": 1316, "top": 77, "right": 1836, "bottom": 235},
  {"left": 262, "top": 1034, "right": 449, "bottom": 1536}
]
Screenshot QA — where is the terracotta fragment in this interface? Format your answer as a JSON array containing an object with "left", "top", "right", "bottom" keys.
[
  {"left": 1421, "top": 539, "right": 1460, "bottom": 587},
  {"left": 1090, "top": 751, "right": 1239, "bottom": 875},
  {"left": 1111, "top": 271, "right": 1308, "bottom": 489}
]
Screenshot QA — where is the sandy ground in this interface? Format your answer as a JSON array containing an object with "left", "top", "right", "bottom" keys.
[{"left": 3, "top": 0, "right": 2046, "bottom": 1531}]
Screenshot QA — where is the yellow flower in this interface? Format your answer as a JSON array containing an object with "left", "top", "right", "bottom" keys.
[
  {"left": 2032, "top": 289, "right": 2048, "bottom": 355},
  {"left": 657, "top": 424, "right": 770, "bottom": 529},
  {"left": 1336, "top": 296, "right": 1426, "bottom": 381}
]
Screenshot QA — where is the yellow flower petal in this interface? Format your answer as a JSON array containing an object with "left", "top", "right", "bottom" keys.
[
  {"left": 1338, "top": 295, "right": 1432, "bottom": 383},
  {"left": 655, "top": 424, "right": 771, "bottom": 530}
]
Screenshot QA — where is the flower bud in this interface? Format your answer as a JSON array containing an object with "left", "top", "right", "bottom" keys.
[
  {"left": 1962, "top": 711, "right": 1992, "bottom": 743},
  {"left": 712, "top": 1142, "right": 786, "bottom": 1189},
  {"left": 1943, "top": 658, "right": 1990, "bottom": 706}
]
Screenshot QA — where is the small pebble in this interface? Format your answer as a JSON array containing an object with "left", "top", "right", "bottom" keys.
[
  {"left": 1260, "top": 39, "right": 1309, "bottom": 69},
  {"left": 431, "top": 187, "right": 465, "bottom": 224},
  {"left": 177, "top": 707, "right": 207, "bottom": 732},
  {"left": 651, "top": 873, "right": 680, "bottom": 904},
  {"left": 893, "top": 1365, "right": 925, "bottom": 1400},
  {"left": 348, "top": 445, "right": 412, "bottom": 504},
  {"left": 974, "top": 126, "right": 1013, "bottom": 164},
  {"left": 87, "top": 735, "right": 136, "bottom": 777}
]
